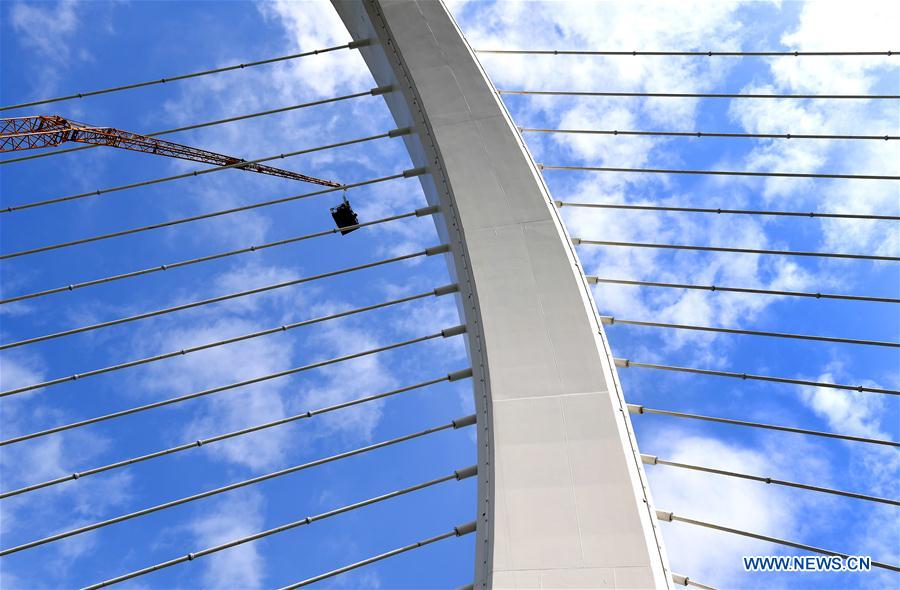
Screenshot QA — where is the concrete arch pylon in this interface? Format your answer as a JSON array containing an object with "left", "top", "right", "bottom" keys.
[{"left": 331, "top": 1, "right": 673, "bottom": 587}]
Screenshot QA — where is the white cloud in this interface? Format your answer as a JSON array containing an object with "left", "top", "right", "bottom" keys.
[
  {"left": 189, "top": 489, "right": 267, "bottom": 589},
  {"left": 646, "top": 430, "right": 811, "bottom": 587},
  {"left": 9, "top": 0, "right": 81, "bottom": 61}
]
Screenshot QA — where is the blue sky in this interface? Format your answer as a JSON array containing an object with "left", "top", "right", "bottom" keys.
[{"left": 1, "top": 1, "right": 898, "bottom": 589}]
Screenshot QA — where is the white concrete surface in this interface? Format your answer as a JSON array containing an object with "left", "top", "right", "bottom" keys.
[{"left": 331, "top": 1, "right": 672, "bottom": 587}]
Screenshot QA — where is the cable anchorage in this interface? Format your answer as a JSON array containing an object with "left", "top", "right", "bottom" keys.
[
  {"left": 0, "top": 325, "right": 467, "bottom": 446},
  {"left": 0, "top": 371, "right": 471, "bottom": 499},
  {"left": 1, "top": 285, "right": 458, "bottom": 397}
]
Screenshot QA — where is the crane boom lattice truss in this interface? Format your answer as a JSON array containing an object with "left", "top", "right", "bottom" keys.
[{"left": 0, "top": 115, "right": 341, "bottom": 187}]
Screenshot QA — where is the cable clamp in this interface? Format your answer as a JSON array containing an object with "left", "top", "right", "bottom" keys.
[
  {"left": 415, "top": 204, "right": 440, "bottom": 217},
  {"left": 389, "top": 127, "right": 412, "bottom": 138},
  {"left": 571, "top": 237, "right": 582, "bottom": 245},
  {"left": 626, "top": 403, "right": 644, "bottom": 415},
  {"left": 426, "top": 244, "right": 451, "bottom": 256},
  {"left": 454, "top": 465, "right": 478, "bottom": 480},
  {"left": 433, "top": 283, "right": 459, "bottom": 297},
  {"left": 403, "top": 166, "right": 428, "bottom": 178},
  {"left": 371, "top": 85, "right": 395, "bottom": 96},
  {"left": 672, "top": 573, "right": 690, "bottom": 586},
  {"left": 614, "top": 358, "right": 629, "bottom": 368},
  {"left": 442, "top": 325, "right": 467, "bottom": 338},
  {"left": 454, "top": 521, "right": 477, "bottom": 536},
  {"left": 640, "top": 454, "right": 658, "bottom": 465},
  {"left": 348, "top": 39, "right": 372, "bottom": 50},
  {"left": 600, "top": 315, "right": 614, "bottom": 325},
  {"left": 656, "top": 510, "right": 674, "bottom": 522},
  {"left": 448, "top": 368, "right": 474, "bottom": 382},
  {"left": 452, "top": 414, "right": 477, "bottom": 429},
  {"left": 586, "top": 276, "right": 598, "bottom": 284}
]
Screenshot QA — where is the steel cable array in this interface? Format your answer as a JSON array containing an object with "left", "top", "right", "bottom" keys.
[
  {"left": 1, "top": 370, "right": 472, "bottom": 499},
  {"left": 1, "top": 325, "right": 467, "bottom": 446},
  {"left": 1, "top": 423, "right": 477, "bottom": 556},
  {"left": 83, "top": 468, "right": 477, "bottom": 589},
  {"left": 277, "top": 521, "right": 477, "bottom": 590},
  {"left": 507, "top": 40, "right": 900, "bottom": 583},
  {"left": 0, "top": 168, "right": 425, "bottom": 260},
  {"left": 2, "top": 283, "right": 457, "bottom": 396},
  {"left": 0, "top": 41, "right": 370, "bottom": 112},
  {"left": 0, "top": 245, "right": 450, "bottom": 350},
  {"left": 0, "top": 34, "right": 477, "bottom": 590},
  {"left": 0, "top": 206, "right": 437, "bottom": 305}
]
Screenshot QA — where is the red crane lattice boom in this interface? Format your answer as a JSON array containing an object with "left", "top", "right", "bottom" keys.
[{"left": 0, "top": 115, "right": 341, "bottom": 187}]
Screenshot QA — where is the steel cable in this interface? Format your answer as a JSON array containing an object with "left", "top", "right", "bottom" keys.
[
  {"left": 629, "top": 404, "right": 899, "bottom": 447},
  {"left": 614, "top": 358, "right": 899, "bottom": 396},
  {"left": 0, "top": 370, "right": 472, "bottom": 499},
  {"left": 499, "top": 89, "right": 900, "bottom": 100},
  {"left": 0, "top": 245, "right": 448, "bottom": 350},
  {"left": 642, "top": 454, "right": 899, "bottom": 506},
  {"left": 0, "top": 206, "right": 436, "bottom": 305},
  {"left": 558, "top": 201, "right": 900, "bottom": 221},
  {"left": 600, "top": 315, "right": 899, "bottom": 348},
  {"left": 85, "top": 471, "right": 476, "bottom": 589},
  {"left": 0, "top": 421, "right": 476, "bottom": 556},
  {"left": 278, "top": 522, "right": 477, "bottom": 589},
  {"left": 0, "top": 325, "right": 466, "bottom": 446},
  {"left": 657, "top": 510, "right": 900, "bottom": 572},
  {"left": 0, "top": 41, "right": 369, "bottom": 112},
  {"left": 0, "top": 169, "right": 424, "bottom": 260},
  {"left": 574, "top": 238, "right": 900, "bottom": 262},
  {"left": 1, "top": 284, "right": 457, "bottom": 396},
  {"left": 541, "top": 163, "right": 900, "bottom": 181},
  {"left": 480, "top": 49, "right": 896, "bottom": 57},
  {"left": 589, "top": 277, "right": 899, "bottom": 304},
  {"left": 523, "top": 127, "right": 898, "bottom": 141}
]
